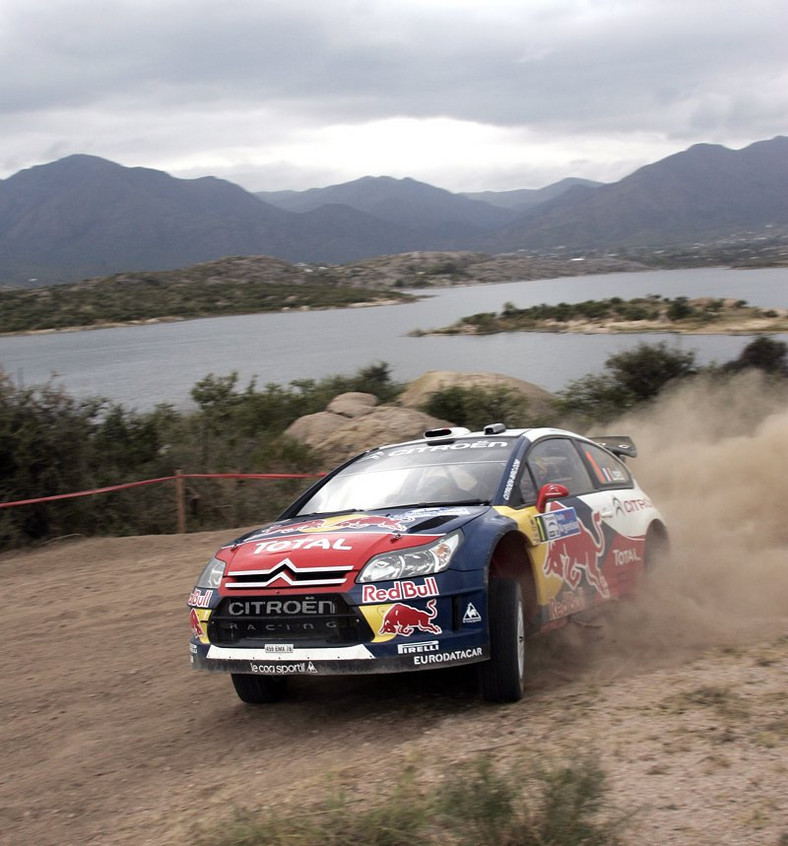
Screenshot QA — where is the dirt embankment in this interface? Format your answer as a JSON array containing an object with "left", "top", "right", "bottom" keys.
[{"left": 1, "top": 372, "right": 787, "bottom": 846}]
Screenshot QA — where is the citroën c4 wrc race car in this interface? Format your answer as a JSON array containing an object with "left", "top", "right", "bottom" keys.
[{"left": 188, "top": 424, "right": 668, "bottom": 703}]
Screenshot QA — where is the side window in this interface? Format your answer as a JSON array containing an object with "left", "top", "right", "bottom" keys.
[
  {"left": 526, "top": 438, "right": 594, "bottom": 496},
  {"left": 508, "top": 463, "right": 538, "bottom": 506},
  {"left": 580, "top": 442, "right": 633, "bottom": 488}
]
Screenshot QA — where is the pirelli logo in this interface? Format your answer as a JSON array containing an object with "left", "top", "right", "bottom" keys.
[{"left": 396, "top": 640, "right": 440, "bottom": 655}]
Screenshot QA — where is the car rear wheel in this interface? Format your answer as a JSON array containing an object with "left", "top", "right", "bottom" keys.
[
  {"left": 231, "top": 673, "right": 288, "bottom": 704},
  {"left": 479, "top": 577, "right": 526, "bottom": 703},
  {"left": 644, "top": 524, "right": 670, "bottom": 572}
]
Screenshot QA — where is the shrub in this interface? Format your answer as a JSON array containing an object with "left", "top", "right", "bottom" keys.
[
  {"left": 202, "top": 755, "right": 627, "bottom": 846},
  {"left": 422, "top": 385, "right": 532, "bottom": 430},
  {"left": 666, "top": 296, "right": 695, "bottom": 321},
  {"left": 0, "top": 363, "right": 400, "bottom": 549},
  {"left": 559, "top": 342, "right": 698, "bottom": 423},
  {"left": 722, "top": 336, "right": 788, "bottom": 375}
]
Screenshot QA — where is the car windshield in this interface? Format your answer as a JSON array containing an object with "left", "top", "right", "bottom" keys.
[{"left": 295, "top": 438, "right": 515, "bottom": 514}]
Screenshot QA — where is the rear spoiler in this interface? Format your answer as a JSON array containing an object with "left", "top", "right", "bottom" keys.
[{"left": 590, "top": 436, "right": 638, "bottom": 460}]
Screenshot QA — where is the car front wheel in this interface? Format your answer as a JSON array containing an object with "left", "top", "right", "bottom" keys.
[
  {"left": 479, "top": 577, "right": 526, "bottom": 703},
  {"left": 231, "top": 673, "right": 288, "bottom": 704}
]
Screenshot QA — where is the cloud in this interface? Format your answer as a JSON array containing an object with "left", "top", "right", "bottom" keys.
[{"left": 0, "top": 0, "right": 785, "bottom": 190}]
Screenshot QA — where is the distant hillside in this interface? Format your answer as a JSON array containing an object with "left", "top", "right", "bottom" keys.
[
  {"left": 0, "top": 155, "right": 291, "bottom": 283},
  {"left": 0, "top": 157, "right": 443, "bottom": 284},
  {"left": 1, "top": 138, "right": 787, "bottom": 286},
  {"left": 485, "top": 136, "right": 788, "bottom": 252},
  {"left": 257, "top": 175, "right": 515, "bottom": 230},
  {"left": 462, "top": 177, "right": 602, "bottom": 211}
]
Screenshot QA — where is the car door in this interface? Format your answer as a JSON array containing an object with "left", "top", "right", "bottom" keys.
[
  {"left": 574, "top": 439, "right": 646, "bottom": 596},
  {"left": 521, "top": 437, "right": 614, "bottom": 621}
]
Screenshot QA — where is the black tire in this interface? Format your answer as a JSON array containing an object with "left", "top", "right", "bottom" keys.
[
  {"left": 479, "top": 577, "right": 526, "bottom": 703},
  {"left": 231, "top": 673, "right": 288, "bottom": 704}
]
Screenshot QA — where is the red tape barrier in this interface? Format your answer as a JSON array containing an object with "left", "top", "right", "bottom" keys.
[{"left": 0, "top": 472, "right": 322, "bottom": 509}]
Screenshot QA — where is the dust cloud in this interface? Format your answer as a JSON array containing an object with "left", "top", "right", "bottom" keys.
[{"left": 596, "top": 371, "right": 788, "bottom": 660}]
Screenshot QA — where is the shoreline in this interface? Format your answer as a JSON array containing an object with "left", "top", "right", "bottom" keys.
[
  {"left": 419, "top": 320, "right": 788, "bottom": 337},
  {"left": 413, "top": 295, "right": 788, "bottom": 337},
  {"left": 0, "top": 297, "right": 412, "bottom": 338}
]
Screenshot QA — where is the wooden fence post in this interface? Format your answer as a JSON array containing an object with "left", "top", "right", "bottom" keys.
[{"left": 175, "top": 469, "right": 186, "bottom": 534}]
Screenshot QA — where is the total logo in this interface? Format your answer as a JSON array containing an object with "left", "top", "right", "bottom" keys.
[{"left": 361, "top": 576, "right": 439, "bottom": 604}]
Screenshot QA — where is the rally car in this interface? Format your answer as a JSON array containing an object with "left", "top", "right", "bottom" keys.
[{"left": 188, "top": 424, "right": 668, "bottom": 704}]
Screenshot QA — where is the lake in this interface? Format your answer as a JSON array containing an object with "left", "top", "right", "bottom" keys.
[{"left": 2, "top": 266, "right": 787, "bottom": 411}]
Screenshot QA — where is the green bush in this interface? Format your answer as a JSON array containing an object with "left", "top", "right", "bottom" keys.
[
  {"left": 666, "top": 296, "right": 695, "bottom": 321},
  {"left": 722, "top": 336, "right": 788, "bottom": 375},
  {"left": 422, "top": 385, "right": 534, "bottom": 430},
  {"left": 0, "top": 363, "right": 401, "bottom": 549},
  {"left": 559, "top": 341, "right": 698, "bottom": 423},
  {"left": 202, "top": 755, "right": 627, "bottom": 846}
]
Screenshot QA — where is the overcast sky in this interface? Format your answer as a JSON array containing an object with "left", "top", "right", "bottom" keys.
[{"left": 1, "top": 0, "right": 785, "bottom": 193}]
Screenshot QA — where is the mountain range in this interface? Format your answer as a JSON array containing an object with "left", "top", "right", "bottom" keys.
[{"left": 0, "top": 136, "right": 786, "bottom": 286}]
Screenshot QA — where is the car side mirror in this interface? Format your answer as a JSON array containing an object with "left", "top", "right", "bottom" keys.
[{"left": 536, "top": 483, "right": 569, "bottom": 513}]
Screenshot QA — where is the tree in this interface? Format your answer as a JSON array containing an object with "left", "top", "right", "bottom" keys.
[
  {"left": 605, "top": 342, "right": 697, "bottom": 402},
  {"left": 722, "top": 336, "right": 788, "bottom": 375},
  {"left": 422, "top": 385, "right": 532, "bottom": 430},
  {"left": 666, "top": 296, "right": 694, "bottom": 321},
  {"left": 559, "top": 342, "right": 698, "bottom": 423}
]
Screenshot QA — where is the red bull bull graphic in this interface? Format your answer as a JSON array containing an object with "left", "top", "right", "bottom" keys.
[
  {"left": 378, "top": 599, "right": 442, "bottom": 636},
  {"left": 190, "top": 608, "right": 205, "bottom": 639},
  {"left": 542, "top": 504, "right": 609, "bottom": 599},
  {"left": 242, "top": 514, "right": 410, "bottom": 544},
  {"left": 331, "top": 514, "right": 409, "bottom": 533}
]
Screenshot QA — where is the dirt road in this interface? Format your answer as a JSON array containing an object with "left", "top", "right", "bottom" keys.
[{"left": 2, "top": 373, "right": 787, "bottom": 845}]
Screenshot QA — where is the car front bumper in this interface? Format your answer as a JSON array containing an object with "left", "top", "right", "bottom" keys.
[{"left": 190, "top": 631, "right": 489, "bottom": 676}]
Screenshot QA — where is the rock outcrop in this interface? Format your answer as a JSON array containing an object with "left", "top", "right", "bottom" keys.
[
  {"left": 284, "top": 372, "right": 556, "bottom": 466},
  {"left": 284, "top": 391, "right": 447, "bottom": 466}
]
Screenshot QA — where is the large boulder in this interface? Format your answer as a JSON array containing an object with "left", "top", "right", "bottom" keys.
[
  {"left": 284, "top": 391, "right": 446, "bottom": 466},
  {"left": 284, "top": 392, "right": 378, "bottom": 443},
  {"left": 284, "top": 372, "right": 557, "bottom": 467},
  {"left": 326, "top": 392, "right": 378, "bottom": 417},
  {"left": 318, "top": 406, "right": 447, "bottom": 464},
  {"left": 284, "top": 411, "right": 348, "bottom": 444}
]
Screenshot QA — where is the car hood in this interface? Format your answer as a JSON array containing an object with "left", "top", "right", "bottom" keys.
[{"left": 219, "top": 505, "right": 488, "bottom": 576}]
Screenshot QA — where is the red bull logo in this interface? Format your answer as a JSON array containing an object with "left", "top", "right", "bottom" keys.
[
  {"left": 542, "top": 505, "right": 609, "bottom": 599},
  {"left": 246, "top": 514, "right": 408, "bottom": 548},
  {"left": 332, "top": 514, "right": 408, "bottom": 533},
  {"left": 188, "top": 588, "right": 213, "bottom": 608},
  {"left": 378, "top": 599, "right": 442, "bottom": 636},
  {"left": 247, "top": 519, "right": 327, "bottom": 539},
  {"left": 361, "top": 576, "right": 439, "bottom": 604}
]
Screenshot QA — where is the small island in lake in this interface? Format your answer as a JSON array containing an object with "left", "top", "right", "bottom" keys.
[{"left": 412, "top": 295, "right": 788, "bottom": 336}]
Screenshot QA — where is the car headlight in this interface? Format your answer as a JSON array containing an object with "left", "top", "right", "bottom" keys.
[
  {"left": 357, "top": 532, "right": 462, "bottom": 583},
  {"left": 195, "top": 555, "right": 226, "bottom": 589}
]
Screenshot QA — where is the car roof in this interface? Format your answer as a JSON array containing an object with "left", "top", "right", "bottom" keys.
[{"left": 371, "top": 425, "right": 589, "bottom": 453}]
